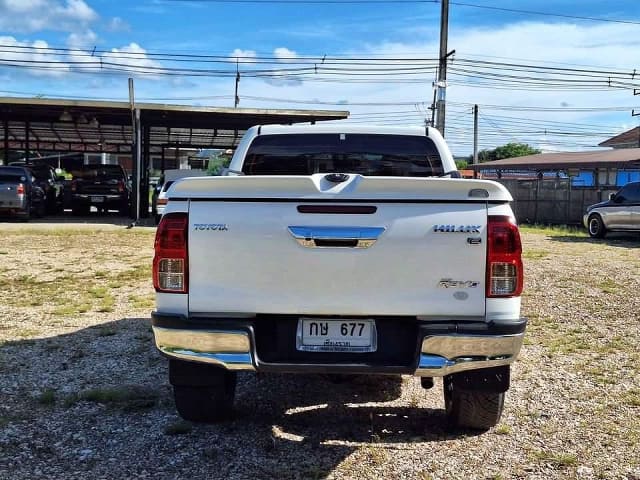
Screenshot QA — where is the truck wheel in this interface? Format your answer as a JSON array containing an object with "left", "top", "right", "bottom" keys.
[
  {"left": 443, "top": 376, "right": 505, "bottom": 430},
  {"left": 170, "top": 360, "right": 237, "bottom": 423},
  {"left": 35, "top": 201, "right": 47, "bottom": 218},
  {"left": 72, "top": 205, "right": 90, "bottom": 216},
  {"left": 587, "top": 214, "right": 606, "bottom": 238}
]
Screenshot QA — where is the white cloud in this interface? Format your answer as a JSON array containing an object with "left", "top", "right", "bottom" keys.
[
  {"left": 0, "top": 35, "right": 70, "bottom": 77},
  {"left": 67, "top": 29, "right": 97, "bottom": 48},
  {"left": 274, "top": 47, "right": 297, "bottom": 62},
  {"left": 106, "top": 17, "right": 130, "bottom": 33},
  {"left": 101, "top": 43, "right": 164, "bottom": 76},
  {"left": 0, "top": 0, "right": 98, "bottom": 33},
  {"left": 230, "top": 49, "right": 257, "bottom": 64}
]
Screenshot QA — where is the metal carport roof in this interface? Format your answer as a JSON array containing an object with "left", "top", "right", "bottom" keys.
[
  {"left": 0, "top": 96, "right": 349, "bottom": 219},
  {"left": 470, "top": 148, "right": 640, "bottom": 171},
  {"left": 0, "top": 97, "right": 349, "bottom": 155}
]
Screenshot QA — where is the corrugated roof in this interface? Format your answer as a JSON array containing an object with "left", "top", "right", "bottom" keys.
[
  {"left": 471, "top": 148, "right": 640, "bottom": 170},
  {"left": 599, "top": 126, "right": 640, "bottom": 147},
  {"left": 0, "top": 97, "right": 350, "bottom": 153}
]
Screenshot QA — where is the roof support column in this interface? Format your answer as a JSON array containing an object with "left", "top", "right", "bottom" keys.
[
  {"left": 25, "top": 121, "right": 30, "bottom": 162},
  {"left": 140, "top": 123, "right": 150, "bottom": 218},
  {"left": 3, "top": 120, "right": 8, "bottom": 165},
  {"left": 131, "top": 108, "right": 142, "bottom": 221}
]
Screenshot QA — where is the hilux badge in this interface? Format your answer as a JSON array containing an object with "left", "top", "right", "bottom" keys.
[{"left": 433, "top": 225, "right": 482, "bottom": 233}]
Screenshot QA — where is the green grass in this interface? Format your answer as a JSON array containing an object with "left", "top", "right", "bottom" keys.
[
  {"left": 37, "top": 389, "right": 56, "bottom": 406},
  {"left": 522, "top": 249, "right": 550, "bottom": 260},
  {"left": 520, "top": 224, "right": 587, "bottom": 237},
  {"left": 623, "top": 389, "right": 640, "bottom": 407},
  {"left": 532, "top": 450, "right": 578, "bottom": 467},
  {"left": 599, "top": 279, "right": 618, "bottom": 294},
  {"left": 494, "top": 424, "right": 511, "bottom": 435},
  {"left": 129, "top": 295, "right": 154, "bottom": 309},
  {"left": 66, "top": 385, "right": 158, "bottom": 411},
  {"left": 164, "top": 420, "right": 193, "bottom": 436}
]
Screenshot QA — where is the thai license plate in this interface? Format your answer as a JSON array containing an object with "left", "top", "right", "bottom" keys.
[
  {"left": 92, "top": 196, "right": 104, "bottom": 203},
  {"left": 296, "top": 318, "right": 377, "bottom": 353}
]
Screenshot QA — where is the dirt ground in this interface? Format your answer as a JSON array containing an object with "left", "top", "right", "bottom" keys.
[{"left": 0, "top": 224, "right": 638, "bottom": 479}]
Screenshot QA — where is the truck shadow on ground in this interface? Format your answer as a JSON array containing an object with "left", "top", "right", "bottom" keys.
[
  {"left": 0, "top": 318, "right": 480, "bottom": 479},
  {"left": 547, "top": 232, "right": 640, "bottom": 247}
]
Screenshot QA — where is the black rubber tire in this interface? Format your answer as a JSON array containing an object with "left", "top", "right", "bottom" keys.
[
  {"left": 587, "top": 214, "right": 606, "bottom": 238},
  {"left": 72, "top": 205, "right": 90, "bottom": 216},
  {"left": 171, "top": 363, "right": 237, "bottom": 423},
  {"left": 443, "top": 376, "right": 505, "bottom": 430},
  {"left": 35, "top": 201, "right": 47, "bottom": 218},
  {"left": 46, "top": 195, "right": 57, "bottom": 215}
]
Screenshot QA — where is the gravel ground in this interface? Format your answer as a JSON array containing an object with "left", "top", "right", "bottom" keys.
[{"left": 0, "top": 224, "right": 639, "bottom": 480}]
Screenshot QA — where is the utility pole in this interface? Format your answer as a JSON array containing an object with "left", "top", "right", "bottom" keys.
[
  {"left": 633, "top": 89, "right": 640, "bottom": 147},
  {"left": 473, "top": 104, "right": 479, "bottom": 177},
  {"left": 234, "top": 59, "right": 240, "bottom": 108},
  {"left": 435, "top": 0, "right": 450, "bottom": 136}
]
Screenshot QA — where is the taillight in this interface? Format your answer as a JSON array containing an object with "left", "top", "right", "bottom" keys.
[
  {"left": 71, "top": 180, "right": 77, "bottom": 192},
  {"left": 117, "top": 180, "right": 124, "bottom": 193},
  {"left": 486, "top": 215, "right": 523, "bottom": 298},
  {"left": 153, "top": 212, "right": 188, "bottom": 293},
  {"left": 16, "top": 183, "right": 25, "bottom": 195}
]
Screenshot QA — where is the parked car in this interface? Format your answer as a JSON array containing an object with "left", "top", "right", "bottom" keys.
[
  {"left": 151, "top": 169, "right": 209, "bottom": 224},
  {"left": 69, "top": 165, "right": 130, "bottom": 216},
  {"left": 10, "top": 161, "right": 65, "bottom": 213},
  {"left": 583, "top": 181, "right": 640, "bottom": 238},
  {"left": 152, "top": 180, "right": 175, "bottom": 224},
  {"left": 0, "top": 166, "right": 46, "bottom": 221}
]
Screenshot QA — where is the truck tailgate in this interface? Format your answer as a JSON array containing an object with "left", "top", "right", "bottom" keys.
[{"left": 185, "top": 176, "right": 492, "bottom": 317}]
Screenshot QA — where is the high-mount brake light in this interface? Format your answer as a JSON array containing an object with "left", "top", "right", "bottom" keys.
[
  {"left": 486, "top": 215, "right": 523, "bottom": 298},
  {"left": 153, "top": 212, "right": 188, "bottom": 293}
]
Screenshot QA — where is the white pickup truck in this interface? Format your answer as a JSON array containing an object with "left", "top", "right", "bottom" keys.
[{"left": 152, "top": 124, "right": 526, "bottom": 430}]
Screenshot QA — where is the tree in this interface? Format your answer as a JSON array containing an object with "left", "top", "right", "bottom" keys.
[
  {"left": 477, "top": 143, "right": 540, "bottom": 163},
  {"left": 206, "top": 150, "right": 232, "bottom": 175}
]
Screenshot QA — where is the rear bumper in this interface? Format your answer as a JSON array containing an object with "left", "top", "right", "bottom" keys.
[
  {"left": 151, "top": 313, "right": 526, "bottom": 376},
  {"left": 72, "top": 193, "right": 127, "bottom": 206}
]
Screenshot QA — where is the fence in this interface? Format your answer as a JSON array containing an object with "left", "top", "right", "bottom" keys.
[{"left": 495, "top": 179, "right": 616, "bottom": 225}]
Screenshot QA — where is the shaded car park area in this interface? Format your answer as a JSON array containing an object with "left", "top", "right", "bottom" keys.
[{"left": 0, "top": 96, "right": 348, "bottom": 222}]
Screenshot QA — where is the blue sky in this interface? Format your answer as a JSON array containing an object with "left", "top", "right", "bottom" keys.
[{"left": 1, "top": 0, "right": 639, "bottom": 155}]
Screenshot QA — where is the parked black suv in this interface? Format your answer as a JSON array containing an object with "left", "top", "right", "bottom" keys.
[{"left": 70, "top": 164, "right": 130, "bottom": 216}]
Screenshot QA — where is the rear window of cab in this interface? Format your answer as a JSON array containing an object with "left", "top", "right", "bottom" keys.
[{"left": 242, "top": 133, "right": 444, "bottom": 177}]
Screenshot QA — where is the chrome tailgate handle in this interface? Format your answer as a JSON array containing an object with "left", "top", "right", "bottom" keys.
[{"left": 288, "top": 226, "right": 386, "bottom": 249}]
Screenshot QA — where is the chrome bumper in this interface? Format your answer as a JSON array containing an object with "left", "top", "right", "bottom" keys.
[
  {"left": 416, "top": 333, "right": 524, "bottom": 376},
  {"left": 153, "top": 327, "right": 255, "bottom": 371},
  {"left": 153, "top": 325, "right": 525, "bottom": 376}
]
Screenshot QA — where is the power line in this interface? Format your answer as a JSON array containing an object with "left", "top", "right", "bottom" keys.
[{"left": 165, "top": 0, "right": 640, "bottom": 25}]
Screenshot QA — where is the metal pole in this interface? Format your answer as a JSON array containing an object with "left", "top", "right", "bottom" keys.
[
  {"left": 128, "top": 77, "right": 140, "bottom": 221},
  {"left": 141, "top": 124, "right": 150, "bottom": 218},
  {"left": 435, "top": 0, "right": 449, "bottom": 136},
  {"left": 3, "top": 119, "right": 8, "bottom": 165},
  {"left": 135, "top": 108, "right": 141, "bottom": 221},
  {"left": 473, "top": 105, "right": 478, "bottom": 164},
  {"left": 25, "top": 121, "right": 30, "bottom": 162},
  {"left": 234, "top": 59, "right": 240, "bottom": 108}
]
